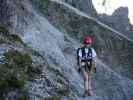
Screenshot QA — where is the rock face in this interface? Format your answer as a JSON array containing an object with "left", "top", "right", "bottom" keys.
[
  {"left": 92, "top": 0, "right": 133, "bottom": 38},
  {"left": 61, "top": 0, "right": 97, "bottom": 17},
  {"left": 99, "top": 7, "right": 133, "bottom": 38},
  {"left": 0, "top": 0, "right": 9, "bottom": 24},
  {"left": 0, "top": 0, "right": 16, "bottom": 29},
  {"left": 0, "top": 0, "right": 133, "bottom": 100}
]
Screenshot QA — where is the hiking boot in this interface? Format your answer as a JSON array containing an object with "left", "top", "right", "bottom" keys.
[
  {"left": 82, "top": 90, "right": 90, "bottom": 97},
  {"left": 87, "top": 90, "right": 91, "bottom": 96},
  {"left": 82, "top": 90, "right": 91, "bottom": 97}
]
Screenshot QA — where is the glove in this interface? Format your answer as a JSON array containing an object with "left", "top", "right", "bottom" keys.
[{"left": 78, "top": 68, "right": 81, "bottom": 73}]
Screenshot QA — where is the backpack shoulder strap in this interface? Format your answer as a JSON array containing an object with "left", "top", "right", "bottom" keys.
[
  {"left": 77, "top": 48, "right": 80, "bottom": 56},
  {"left": 77, "top": 48, "right": 80, "bottom": 65},
  {"left": 88, "top": 48, "right": 92, "bottom": 58},
  {"left": 81, "top": 47, "right": 85, "bottom": 57}
]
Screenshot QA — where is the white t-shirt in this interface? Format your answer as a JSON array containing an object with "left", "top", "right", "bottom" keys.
[{"left": 78, "top": 48, "right": 97, "bottom": 62}]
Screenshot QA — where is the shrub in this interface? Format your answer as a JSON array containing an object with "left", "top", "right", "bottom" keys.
[
  {"left": 0, "top": 24, "right": 24, "bottom": 44},
  {"left": 0, "top": 24, "right": 9, "bottom": 34},
  {"left": 0, "top": 50, "right": 40, "bottom": 98}
]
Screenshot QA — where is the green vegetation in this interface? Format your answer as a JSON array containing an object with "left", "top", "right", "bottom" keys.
[
  {"left": 0, "top": 24, "right": 24, "bottom": 44},
  {"left": 31, "top": 0, "right": 50, "bottom": 10},
  {"left": 0, "top": 24, "right": 43, "bottom": 99},
  {"left": 56, "top": 88, "right": 69, "bottom": 96},
  {"left": 45, "top": 96, "right": 61, "bottom": 100},
  {"left": 47, "top": 62, "right": 79, "bottom": 98},
  {"left": 0, "top": 50, "right": 41, "bottom": 98},
  {"left": 48, "top": 64, "right": 64, "bottom": 78},
  {"left": 46, "top": 63, "right": 70, "bottom": 97},
  {"left": 0, "top": 24, "right": 9, "bottom": 34},
  {"left": 17, "top": 92, "right": 29, "bottom": 100}
]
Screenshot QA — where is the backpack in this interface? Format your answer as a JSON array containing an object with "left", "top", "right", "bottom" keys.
[{"left": 77, "top": 47, "right": 93, "bottom": 70}]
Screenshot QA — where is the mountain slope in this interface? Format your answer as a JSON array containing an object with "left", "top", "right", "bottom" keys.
[{"left": 0, "top": 0, "right": 133, "bottom": 100}]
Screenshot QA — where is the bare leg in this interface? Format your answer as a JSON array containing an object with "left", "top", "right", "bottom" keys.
[
  {"left": 84, "top": 72, "right": 89, "bottom": 91},
  {"left": 83, "top": 71, "right": 89, "bottom": 96},
  {"left": 88, "top": 73, "right": 92, "bottom": 96}
]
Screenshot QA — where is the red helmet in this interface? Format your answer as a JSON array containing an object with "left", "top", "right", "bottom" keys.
[{"left": 83, "top": 36, "right": 92, "bottom": 44}]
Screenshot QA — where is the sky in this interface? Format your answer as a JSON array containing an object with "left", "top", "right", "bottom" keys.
[{"left": 92, "top": 0, "right": 133, "bottom": 24}]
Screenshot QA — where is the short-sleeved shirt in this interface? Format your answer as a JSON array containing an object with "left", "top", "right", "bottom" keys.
[{"left": 78, "top": 47, "right": 97, "bottom": 62}]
